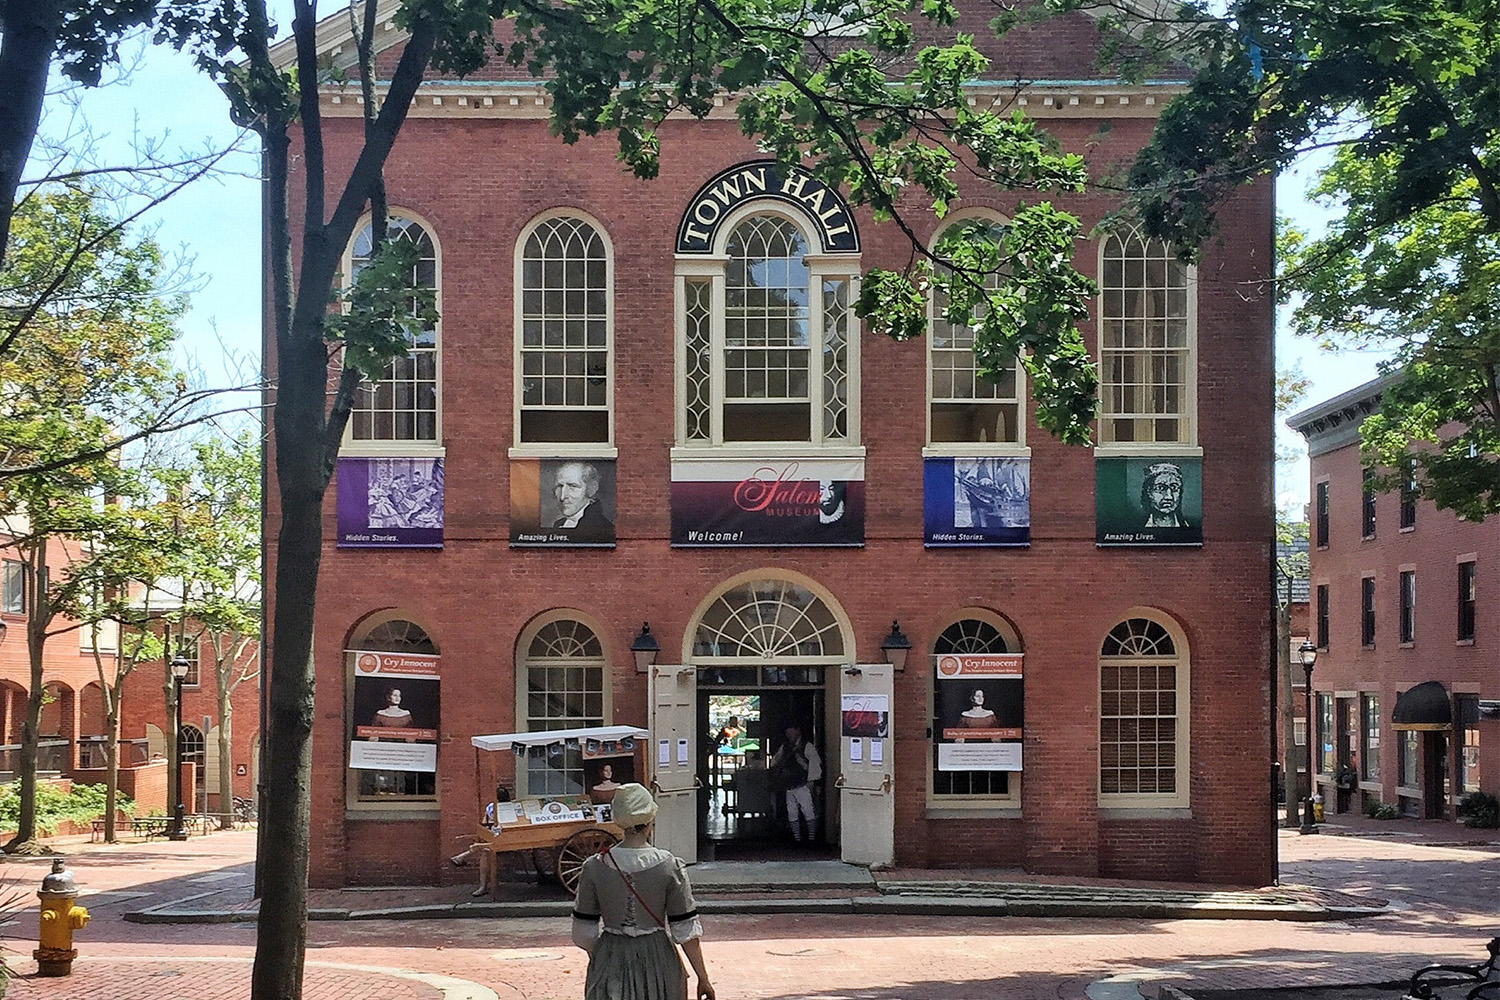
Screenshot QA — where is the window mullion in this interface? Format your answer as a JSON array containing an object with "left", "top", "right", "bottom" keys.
[{"left": 710, "top": 272, "right": 726, "bottom": 446}]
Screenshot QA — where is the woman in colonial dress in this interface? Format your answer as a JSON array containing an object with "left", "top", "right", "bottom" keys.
[{"left": 571, "top": 784, "right": 715, "bottom": 1000}]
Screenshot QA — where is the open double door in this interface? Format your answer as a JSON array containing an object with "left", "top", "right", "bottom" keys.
[{"left": 648, "top": 662, "right": 894, "bottom": 866}]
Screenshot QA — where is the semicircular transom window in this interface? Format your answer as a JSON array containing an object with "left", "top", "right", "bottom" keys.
[
  {"left": 934, "top": 618, "right": 1009, "bottom": 655},
  {"left": 1101, "top": 617, "right": 1176, "bottom": 657},
  {"left": 694, "top": 581, "right": 844, "bottom": 659},
  {"left": 528, "top": 619, "right": 603, "bottom": 659},
  {"left": 355, "top": 619, "right": 437, "bottom": 655}
]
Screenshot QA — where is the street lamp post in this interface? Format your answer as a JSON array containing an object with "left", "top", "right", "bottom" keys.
[
  {"left": 1298, "top": 641, "right": 1318, "bottom": 835},
  {"left": 168, "top": 655, "right": 192, "bottom": 841}
]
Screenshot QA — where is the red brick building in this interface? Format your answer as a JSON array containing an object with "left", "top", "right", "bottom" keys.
[
  {"left": 0, "top": 526, "right": 259, "bottom": 817},
  {"left": 1289, "top": 376, "right": 1498, "bottom": 820},
  {"left": 269, "top": 4, "right": 1278, "bottom": 888}
]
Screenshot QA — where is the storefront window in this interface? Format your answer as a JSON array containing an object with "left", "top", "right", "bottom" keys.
[
  {"left": 1361, "top": 694, "right": 1380, "bottom": 781},
  {"left": 1458, "top": 694, "right": 1481, "bottom": 794},
  {"left": 521, "top": 617, "right": 607, "bottom": 796},
  {"left": 1399, "top": 730, "right": 1419, "bottom": 787},
  {"left": 931, "top": 616, "right": 1019, "bottom": 800},
  {"left": 1318, "top": 693, "right": 1334, "bottom": 774}
]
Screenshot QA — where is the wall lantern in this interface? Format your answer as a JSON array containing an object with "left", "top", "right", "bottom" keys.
[
  {"left": 880, "top": 621, "right": 911, "bottom": 673},
  {"left": 631, "top": 622, "right": 660, "bottom": 674}
]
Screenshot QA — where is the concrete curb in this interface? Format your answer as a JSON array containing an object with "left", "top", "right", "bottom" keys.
[{"left": 124, "top": 892, "right": 1386, "bottom": 924}]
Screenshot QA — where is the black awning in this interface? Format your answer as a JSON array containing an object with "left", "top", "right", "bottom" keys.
[{"left": 1392, "top": 680, "right": 1453, "bottom": 731}]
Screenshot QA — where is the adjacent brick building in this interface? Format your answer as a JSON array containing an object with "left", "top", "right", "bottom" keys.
[
  {"left": 268, "top": 3, "right": 1278, "bottom": 888},
  {"left": 1289, "top": 376, "right": 1498, "bottom": 820}
]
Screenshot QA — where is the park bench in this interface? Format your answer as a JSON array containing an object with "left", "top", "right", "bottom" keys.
[
  {"left": 1408, "top": 937, "right": 1500, "bottom": 1000},
  {"left": 90, "top": 817, "right": 132, "bottom": 842}
]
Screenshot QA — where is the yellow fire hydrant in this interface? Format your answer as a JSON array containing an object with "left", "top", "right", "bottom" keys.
[{"left": 35, "top": 858, "right": 88, "bottom": 977}]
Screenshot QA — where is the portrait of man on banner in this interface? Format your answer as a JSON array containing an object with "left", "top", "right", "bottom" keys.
[
  {"left": 1095, "top": 456, "right": 1203, "bottom": 546},
  {"left": 510, "top": 458, "right": 617, "bottom": 546}
]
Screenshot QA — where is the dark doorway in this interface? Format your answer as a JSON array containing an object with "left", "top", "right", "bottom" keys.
[
  {"left": 697, "top": 675, "right": 830, "bottom": 860},
  {"left": 1422, "top": 731, "right": 1449, "bottom": 819}
]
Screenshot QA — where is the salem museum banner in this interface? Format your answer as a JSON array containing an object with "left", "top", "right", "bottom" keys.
[{"left": 671, "top": 458, "right": 864, "bottom": 546}]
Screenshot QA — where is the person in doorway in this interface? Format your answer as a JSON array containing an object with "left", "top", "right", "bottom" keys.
[
  {"left": 771, "top": 725, "right": 822, "bottom": 844},
  {"left": 571, "top": 783, "right": 715, "bottom": 1000},
  {"left": 715, "top": 716, "right": 742, "bottom": 747}
]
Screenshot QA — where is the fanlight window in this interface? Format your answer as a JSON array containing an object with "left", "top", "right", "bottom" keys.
[
  {"left": 358, "top": 619, "right": 437, "bottom": 654},
  {"left": 934, "top": 618, "right": 1009, "bottom": 655},
  {"left": 693, "top": 581, "right": 844, "bottom": 659},
  {"left": 528, "top": 619, "right": 604, "bottom": 659},
  {"left": 1100, "top": 618, "right": 1175, "bottom": 657}
]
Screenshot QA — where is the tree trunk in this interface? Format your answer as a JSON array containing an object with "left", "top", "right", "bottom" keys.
[
  {"left": 217, "top": 682, "right": 234, "bottom": 830},
  {"left": 104, "top": 693, "right": 121, "bottom": 843},
  {"left": 0, "top": 0, "right": 62, "bottom": 276},
  {"left": 1278, "top": 603, "right": 1300, "bottom": 827},
  {"left": 6, "top": 543, "right": 47, "bottom": 854}
]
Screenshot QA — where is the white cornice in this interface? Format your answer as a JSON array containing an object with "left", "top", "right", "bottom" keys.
[{"left": 267, "top": 0, "right": 406, "bottom": 72}]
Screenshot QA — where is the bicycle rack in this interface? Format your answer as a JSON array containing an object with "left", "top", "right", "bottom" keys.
[{"left": 1408, "top": 938, "right": 1500, "bottom": 1000}]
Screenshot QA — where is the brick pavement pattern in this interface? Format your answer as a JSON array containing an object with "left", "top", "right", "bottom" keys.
[{"left": 8, "top": 958, "right": 443, "bottom": 1000}]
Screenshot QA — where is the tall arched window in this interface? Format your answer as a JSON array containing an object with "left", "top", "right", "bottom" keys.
[
  {"left": 519, "top": 616, "right": 609, "bottom": 795},
  {"left": 930, "top": 613, "right": 1021, "bottom": 802},
  {"left": 1099, "top": 614, "right": 1189, "bottom": 806},
  {"left": 516, "top": 214, "right": 612, "bottom": 444},
  {"left": 693, "top": 580, "right": 844, "bottom": 660},
  {"left": 346, "top": 215, "right": 440, "bottom": 446},
  {"left": 346, "top": 617, "right": 439, "bottom": 803},
  {"left": 678, "top": 208, "right": 859, "bottom": 448},
  {"left": 927, "top": 218, "right": 1024, "bottom": 447},
  {"left": 1098, "top": 230, "right": 1194, "bottom": 446}
]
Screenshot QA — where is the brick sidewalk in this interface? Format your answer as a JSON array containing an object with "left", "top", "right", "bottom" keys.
[{"left": 7, "top": 957, "right": 444, "bottom": 1000}]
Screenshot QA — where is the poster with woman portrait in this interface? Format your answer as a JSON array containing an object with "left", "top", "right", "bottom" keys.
[
  {"left": 348, "top": 650, "right": 441, "bottom": 773},
  {"left": 934, "top": 653, "right": 1023, "bottom": 771}
]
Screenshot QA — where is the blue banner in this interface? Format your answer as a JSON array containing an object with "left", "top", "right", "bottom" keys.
[{"left": 923, "top": 457, "right": 1030, "bottom": 547}]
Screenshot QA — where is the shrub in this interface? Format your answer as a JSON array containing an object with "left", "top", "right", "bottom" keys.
[
  {"left": 1457, "top": 792, "right": 1499, "bottom": 829},
  {"left": 0, "top": 782, "right": 136, "bottom": 836},
  {"left": 1369, "top": 802, "right": 1400, "bottom": 820}
]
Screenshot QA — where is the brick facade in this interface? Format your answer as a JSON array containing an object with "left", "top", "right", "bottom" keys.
[
  {"left": 269, "top": 5, "right": 1278, "bottom": 889},
  {"left": 1290, "top": 378, "right": 1499, "bottom": 820}
]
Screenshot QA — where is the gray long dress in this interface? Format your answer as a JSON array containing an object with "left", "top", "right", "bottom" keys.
[{"left": 572, "top": 846, "right": 702, "bottom": 1000}]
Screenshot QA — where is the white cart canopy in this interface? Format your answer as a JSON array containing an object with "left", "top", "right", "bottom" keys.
[{"left": 470, "top": 725, "right": 649, "bottom": 752}]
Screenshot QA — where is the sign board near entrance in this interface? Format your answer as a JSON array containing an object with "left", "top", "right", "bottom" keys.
[
  {"left": 671, "top": 458, "right": 864, "bottom": 546},
  {"left": 934, "top": 653, "right": 1022, "bottom": 771},
  {"left": 348, "top": 649, "right": 441, "bottom": 773}
]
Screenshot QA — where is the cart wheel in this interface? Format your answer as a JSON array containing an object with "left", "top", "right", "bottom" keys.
[
  {"left": 557, "top": 828, "right": 619, "bottom": 894},
  {"left": 532, "top": 847, "right": 559, "bottom": 882}
]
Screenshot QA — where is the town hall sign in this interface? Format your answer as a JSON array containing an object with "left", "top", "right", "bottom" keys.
[{"left": 676, "top": 160, "right": 861, "bottom": 254}]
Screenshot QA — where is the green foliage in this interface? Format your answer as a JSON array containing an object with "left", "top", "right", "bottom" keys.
[
  {"left": 325, "top": 238, "right": 437, "bottom": 382},
  {"left": 1457, "top": 791, "right": 1499, "bottom": 829},
  {"left": 1365, "top": 800, "right": 1400, "bottom": 820},
  {"left": 0, "top": 782, "right": 135, "bottom": 835},
  {"left": 1118, "top": 0, "right": 1500, "bottom": 519}
]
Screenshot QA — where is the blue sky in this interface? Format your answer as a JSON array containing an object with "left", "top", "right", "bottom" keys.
[{"left": 47, "top": 32, "right": 1382, "bottom": 513}]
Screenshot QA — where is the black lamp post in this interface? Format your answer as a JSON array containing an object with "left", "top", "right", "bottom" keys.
[
  {"left": 1298, "top": 641, "right": 1318, "bottom": 835},
  {"left": 880, "top": 621, "right": 911, "bottom": 672},
  {"left": 631, "top": 622, "right": 660, "bottom": 673},
  {"left": 168, "top": 654, "right": 192, "bottom": 841}
]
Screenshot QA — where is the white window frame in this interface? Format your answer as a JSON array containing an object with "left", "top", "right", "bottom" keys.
[
  {"left": 1097, "top": 608, "right": 1191, "bottom": 810},
  {"left": 510, "top": 210, "right": 617, "bottom": 459},
  {"left": 515, "top": 611, "right": 613, "bottom": 799},
  {"left": 926, "top": 608, "right": 1022, "bottom": 813},
  {"left": 924, "top": 211, "right": 1028, "bottom": 458},
  {"left": 339, "top": 209, "right": 446, "bottom": 458},
  {"left": 1094, "top": 228, "right": 1200, "bottom": 458},
  {"left": 672, "top": 202, "right": 863, "bottom": 459}
]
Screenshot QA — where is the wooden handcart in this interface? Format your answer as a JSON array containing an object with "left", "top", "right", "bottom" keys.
[{"left": 468, "top": 725, "right": 649, "bottom": 895}]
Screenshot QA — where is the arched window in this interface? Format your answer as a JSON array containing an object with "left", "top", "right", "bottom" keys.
[
  {"left": 516, "top": 214, "right": 612, "bottom": 444},
  {"left": 930, "top": 613, "right": 1021, "bottom": 802},
  {"left": 927, "top": 218, "right": 1023, "bottom": 447},
  {"left": 693, "top": 580, "right": 844, "bottom": 661},
  {"left": 519, "top": 616, "right": 609, "bottom": 796},
  {"left": 1098, "top": 229, "right": 1194, "bottom": 445},
  {"left": 346, "top": 617, "right": 439, "bottom": 803},
  {"left": 678, "top": 208, "right": 859, "bottom": 448},
  {"left": 1099, "top": 614, "right": 1189, "bottom": 805},
  {"left": 346, "top": 215, "right": 440, "bottom": 446}
]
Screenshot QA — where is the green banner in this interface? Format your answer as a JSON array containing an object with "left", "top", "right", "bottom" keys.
[{"left": 1096, "top": 456, "right": 1203, "bottom": 546}]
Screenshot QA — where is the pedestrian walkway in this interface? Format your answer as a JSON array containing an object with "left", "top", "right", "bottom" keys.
[{"left": 7, "top": 956, "right": 497, "bottom": 1000}]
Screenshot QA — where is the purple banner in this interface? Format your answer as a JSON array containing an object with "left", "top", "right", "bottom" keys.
[
  {"left": 670, "top": 458, "right": 864, "bottom": 546},
  {"left": 336, "top": 457, "right": 444, "bottom": 548}
]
